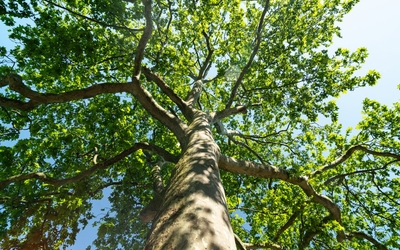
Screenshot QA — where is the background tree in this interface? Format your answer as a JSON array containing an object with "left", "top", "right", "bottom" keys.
[{"left": 0, "top": 0, "right": 399, "bottom": 249}]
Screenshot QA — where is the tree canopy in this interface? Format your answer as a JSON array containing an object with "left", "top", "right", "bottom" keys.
[{"left": 0, "top": 0, "right": 399, "bottom": 249}]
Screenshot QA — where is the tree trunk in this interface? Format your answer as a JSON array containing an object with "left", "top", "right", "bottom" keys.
[{"left": 144, "top": 112, "right": 236, "bottom": 249}]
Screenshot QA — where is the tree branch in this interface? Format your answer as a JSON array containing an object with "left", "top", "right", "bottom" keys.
[
  {"left": 324, "top": 159, "right": 398, "bottom": 186},
  {"left": 2, "top": 72, "right": 188, "bottom": 145},
  {"left": 300, "top": 215, "right": 331, "bottom": 249},
  {"left": 133, "top": 0, "right": 153, "bottom": 79},
  {"left": 129, "top": 80, "right": 188, "bottom": 145},
  {"left": 140, "top": 159, "right": 166, "bottom": 223},
  {"left": 218, "top": 155, "right": 288, "bottom": 180},
  {"left": 43, "top": 0, "right": 143, "bottom": 32},
  {"left": 152, "top": 0, "right": 173, "bottom": 66},
  {"left": 0, "top": 142, "right": 178, "bottom": 189},
  {"left": 1, "top": 73, "right": 133, "bottom": 111},
  {"left": 225, "top": 0, "right": 270, "bottom": 109},
  {"left": 273, "top": 206, "right": 304, "bottom": 241},
  {"left": 346, "top": 231, "right": 388, "bottom": 250},
  {"left": 185, "top": 79, "right": 203, "bottom": 108},
  {"left": 290, "top": 177, "right": 346, "bottom": 243},
  {"left": 371, "top": 166, "right": 400, "bottom": 206},
  {"left": 142, "top": 66, "right": 190, "bottom": 116},
  {"left": 311, "top": 145, "right": 400, "bottom": 177},
  {"left": 211, "top": 105, "right": 247, "bottom": 123},
  {"left": 231, "top": 136, "right": 269, "bottom": 165},
  {"left": 197, "top": 30, "right": 214, "bottom": 79},
  {"left": 219, "top": 155, "right": 345, "bottom": 242},
  {"left": 0, "top": 196, "right": 53, "bottom": 205},
  {"left": 234, "top": 233, "right": 247, "bottom": 250}
]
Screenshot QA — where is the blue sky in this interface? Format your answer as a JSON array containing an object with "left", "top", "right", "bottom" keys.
[
  {"left": 332, "top": 0, "right": 400, "bottom": 128},
  {"left": 1, "top": 0, "right": 399, "bottom": 248}
]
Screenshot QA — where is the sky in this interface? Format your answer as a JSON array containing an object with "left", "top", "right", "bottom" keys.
[
  {"left": 332, "top": 0, "right": 400, "bottom": 128},
  {"left": 1, "top": 0, "right": 399, "bottom": 248}
]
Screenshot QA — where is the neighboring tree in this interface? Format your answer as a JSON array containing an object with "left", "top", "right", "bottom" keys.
[{"left": 0, "top": 0, "right": 399, "bottom": 249}]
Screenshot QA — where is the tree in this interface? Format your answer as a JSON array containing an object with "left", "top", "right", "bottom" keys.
[{"left": 0, "top": 0, "right": 399, "bottom": 249}]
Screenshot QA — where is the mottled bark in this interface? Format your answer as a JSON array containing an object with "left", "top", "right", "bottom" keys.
[{"left": 144, "top": 111, "right": 236, "bottom": 249}]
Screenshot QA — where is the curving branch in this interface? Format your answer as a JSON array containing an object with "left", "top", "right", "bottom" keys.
[
  {"left": 133, "top": 0, "right": 153, "bottom": 79},
  {"left": 289, "top": 177, "right": 345, "bottom": 242},
  {"left": 225, "top": 0, "right": 270, "bottom": 109},
  {"left": 311, "top": 145, "right": 366, "bottom": 177},
  {"left": 197, "top": 30, "right": 214, "bottom": 79},
  {"left": 311, "top": 145, "right": 400, "bottom": 177},
  {"left": 43, "top": 0, "right": 143, "bottom": 32},
  {"left": 219, "top": 155, "right": 345, "bottom": 243},
  {"left": 0, "top": 142, "right": 179, "bottom": 189},
  {"left": 346, "top": 231, "right": 388, "bottom": 250},
  {"left": 273, "top": 206, "right": 304, "bottom": 241},
  {"left": 1, "top": 72, "right": 188, "bottom": 145},
  {"left": 1, "top": 73, "right": 132, "bottom": 111},
  {"left": 324, "top": 159, "right": 399, "bottom": 186}
]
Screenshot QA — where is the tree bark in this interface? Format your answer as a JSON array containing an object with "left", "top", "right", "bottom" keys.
[{"left": 144, "top": 111, "right": 236, "bottom": 249}]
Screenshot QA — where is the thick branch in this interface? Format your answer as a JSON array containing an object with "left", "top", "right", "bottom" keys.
[
  {"left": 311, "top": 145, "right": 400, "bottom": 177},
  {"left": 133, "top": 0, "right": 153, "bottom": 79},
  {"left": 1, "top": 73, "right": 132, "bottom": 111},
  {"left": 219, "top": 155, "right": 345, "bottom": 242},
  {"left": 3, "top": 72, "right": 187, "bottom": 145},
  {"left": 289, "top": 177, "right": 345, "bottom": 242},
  {"left": 218, "top": 155, "right": 288, "bottom": 180},
  {"left": 0, "top": 96, "right": 35, "bottom": 111},
  {"left": 362, "top": 146, "right": 400, "bottom": 159},
  {"left": 346, "top": 231, "right": 388, "bottom": 250},
  {"left": 0, "top": 142, "right": 178, "bottom": 189},
  {"left": 225, "top": 0, "right": 270, "bottom": 108}
]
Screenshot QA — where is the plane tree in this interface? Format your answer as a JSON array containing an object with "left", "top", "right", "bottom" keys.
[{"left": 0, "top": 0, "right": 399, "bottom": 249}]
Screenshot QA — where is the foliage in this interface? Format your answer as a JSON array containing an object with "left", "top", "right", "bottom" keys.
[{"left": 0, "top": 0, "right": 399, "bottom": 249}]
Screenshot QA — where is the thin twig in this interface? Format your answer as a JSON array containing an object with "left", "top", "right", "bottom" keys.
[{"left": 43, "top": 0, "right": 143, "bottom": 32}]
